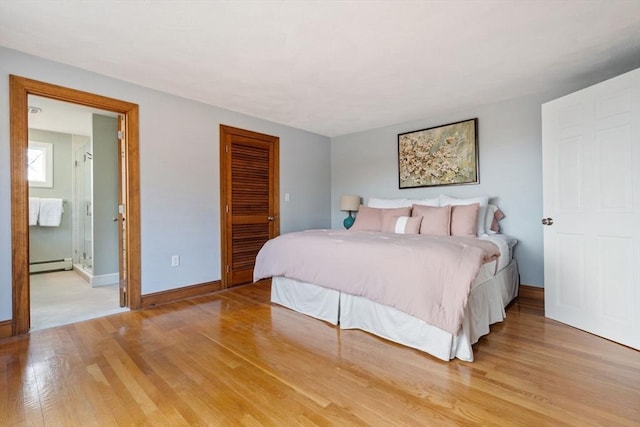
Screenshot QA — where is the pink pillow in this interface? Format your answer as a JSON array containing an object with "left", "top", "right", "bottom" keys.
[
  {"left": 412, "top": 204, "right": 451, "bottom": 236},
  {"left": 450, "top": 203, "right": 479, "bottom": 236},
  {"left": 382, "top": 215, "right": 422, "bottom": 234},
  {"left": 491, "top": 207, "right": 505, "bottom": 232},
  {"left": 351, "top": 205, "right": 411, "bottom": 231}
]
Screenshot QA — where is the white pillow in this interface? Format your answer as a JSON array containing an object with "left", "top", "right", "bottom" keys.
[
  {"left": 440, "top": 195, "right": 489, "bottom": 235},
  {"left": 367, "top": 197, "right": 413, "bottom": 208},
  {"left": 485, "top": 204, "right": 498, "bottom": 234},
  {"left": 368, "top": 196, "right": 441, "bottom": 209},
  {"left": 408, "top": 197, "right": 440, "bottom": 207}
]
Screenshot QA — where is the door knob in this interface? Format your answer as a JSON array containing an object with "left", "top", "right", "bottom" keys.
[
  {"left": 267, "top": 216, "right": 275, "bottom": 221},
  {"left": 541, "top": 217, "right": 554, "bottom": 226},
  {"left": 112, "top": 217, "right": 119, "bottom": 222}
]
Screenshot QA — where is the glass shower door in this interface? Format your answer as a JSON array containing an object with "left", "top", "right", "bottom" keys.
[{"left": 74, "top": 145, "right": 93, "bottom": 272}]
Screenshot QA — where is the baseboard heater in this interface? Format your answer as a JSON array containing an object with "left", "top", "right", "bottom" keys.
[{"left": 30, "top": 258, "right": 73, "bottom": 274}]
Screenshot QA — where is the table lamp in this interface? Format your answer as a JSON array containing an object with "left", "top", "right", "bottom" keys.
[{"left": 340, "top": 195, "right": 360, "bottom": 229}]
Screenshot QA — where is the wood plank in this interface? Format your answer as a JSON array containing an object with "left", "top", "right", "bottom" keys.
[
  {"left": 0, "top": 281, "right": 638, "bottom": 426},
  {"left": 0, "top": 320, "right": 12, "bottom": 340},
  {"left": 518, "top": 284, "right": 545, "bottom": 311},
  {"left": 140, "top": 281, "right": 222, "bottom": 308}
]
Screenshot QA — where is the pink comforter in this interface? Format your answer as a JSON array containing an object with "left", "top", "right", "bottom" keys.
[{"left": 254, "top": 229, "right": 500, "bottom": 335}]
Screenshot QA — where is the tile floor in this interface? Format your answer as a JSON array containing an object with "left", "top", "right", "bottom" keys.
[{"left": 30, "top": 270, "right": 128, "bottom": 331}]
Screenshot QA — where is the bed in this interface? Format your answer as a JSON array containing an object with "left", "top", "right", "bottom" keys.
[{"left": 254, "top": 196, "right": 519, "bottom": 362}]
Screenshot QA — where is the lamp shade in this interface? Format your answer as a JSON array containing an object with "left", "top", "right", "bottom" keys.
[{"left": 339, "top": 195, "right": 360, "bottom": 212}]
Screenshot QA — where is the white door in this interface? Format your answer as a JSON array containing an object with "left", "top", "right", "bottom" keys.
[{"left": 542, "top": 68, "right": 640, "bottom": 350}]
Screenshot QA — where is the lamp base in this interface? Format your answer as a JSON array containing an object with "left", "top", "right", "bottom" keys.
[{"left": 343, "top": 212, "right": 355, "bottom": 229}]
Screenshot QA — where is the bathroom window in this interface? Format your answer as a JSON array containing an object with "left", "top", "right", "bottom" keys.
[{"left": 28, "top": 141, "right": 53, "bottom": 188}]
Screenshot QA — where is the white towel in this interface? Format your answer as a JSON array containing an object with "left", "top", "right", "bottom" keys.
[
  {"left": 29, "top": 197, "right": 40, "bottom": 226},
  {"left": 38, "top": 198, "right": 64, "bottom": 226}
]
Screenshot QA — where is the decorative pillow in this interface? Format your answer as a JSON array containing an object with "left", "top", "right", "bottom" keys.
[
  {"left": 367, "top": 197, "right": 413, "bottom": 208},
  {"left": 382, "top": 215, "right": 422, "bottom": 234},
  {"left": 484, "top": 204, "right": 506, "bottom": 234},
  {"left": 450, "top": 203, "right": 480, "bottom": 236},
  {"left": 440, "top": 195, "right": 489, "bottom": 235},
  {"left": 350, "top": 205, "right": 412, "bottom": 231},
  {"left": 412, "top": 204, "right": 451, "bottom": 235}
]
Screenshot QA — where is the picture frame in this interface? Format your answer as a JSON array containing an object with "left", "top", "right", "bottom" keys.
[
  {"left": 28, "top": 140, "right": 53, "bottom": 188},
  {"left": 398, "top": 118, "right": 478, "bottom": 189}
]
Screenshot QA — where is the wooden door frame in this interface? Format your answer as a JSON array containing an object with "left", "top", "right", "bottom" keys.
[
  {"left": 117, "top": 114, "right": 127, "bottom": 307},
  {"left": 219, "top": 124, "right": 279, "bottom": 288},
  {"left": 9, "top": 75, "right": 142, "bottom": 335}
]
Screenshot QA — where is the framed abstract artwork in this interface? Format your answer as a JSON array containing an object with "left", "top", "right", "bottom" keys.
[{"left": 398, "top": 118, "right": 478, "bottom": 188}]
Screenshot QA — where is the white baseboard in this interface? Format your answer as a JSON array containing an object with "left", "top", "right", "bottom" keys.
[
  {"left": 91, "top": 273, "right": 119, "bottom": 287},
  {"left": 72, "top": 266, "right": 118, "bottom": 287},
  {"left": 30, "top": 258, "right": 73, "bottom": 273}
]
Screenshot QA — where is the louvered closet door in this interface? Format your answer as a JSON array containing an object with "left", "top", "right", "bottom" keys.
[{"left": 220, "top": 125, "right": 279, "bottom": 287}]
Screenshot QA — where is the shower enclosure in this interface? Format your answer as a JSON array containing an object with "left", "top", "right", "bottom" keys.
[
  {"left": 72, "top": 114, "right": 120, "bottom": 287},
  {"left": 74, "top": 143, "right": 93, "bottom": 274}
]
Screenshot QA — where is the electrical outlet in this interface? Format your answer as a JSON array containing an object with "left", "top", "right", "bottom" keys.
[{"left": 171, "top": 255, "right": 180, "bottom": 267}]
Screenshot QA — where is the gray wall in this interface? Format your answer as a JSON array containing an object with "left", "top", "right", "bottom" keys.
[
  {"left": 331, "top": 97, "right": 543, "bottom": 286},
  {"left": 330, "top": 85, "right": 620, "bottom": 287},
  {"left": 332, "top": 95, "right": 553, "bottom": 286},
  {"left": 92, "top": 114, "right": 119, "bottom": 276},
  {"left": 28, "top": 129, "right": 73, "bottom": 263},
  {"left": 0, "top": 47, "right": 331, "bottom": 322}
]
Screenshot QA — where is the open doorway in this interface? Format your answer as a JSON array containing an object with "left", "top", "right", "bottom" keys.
[
  {"left": 27, "top": 96, "right": 127, "bottom": 330},
  {"left": 10, "top": 75, "right": 142, "bottom": 335}
]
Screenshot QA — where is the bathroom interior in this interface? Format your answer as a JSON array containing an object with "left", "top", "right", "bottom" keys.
[{"left": 28, "top": 95, "right": 127, "bottom": 330}]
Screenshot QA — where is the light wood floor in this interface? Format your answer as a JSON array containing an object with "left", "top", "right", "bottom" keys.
[{"left": 1, "top": 281, "right": 638, "bottom": 426}]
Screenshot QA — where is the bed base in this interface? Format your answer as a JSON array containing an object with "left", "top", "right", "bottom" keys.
[{"left": 270, "top": 260, "right": 519, "bottom": 362}]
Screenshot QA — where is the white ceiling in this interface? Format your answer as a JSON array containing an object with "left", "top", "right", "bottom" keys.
[
  {"left": 2, "top": 1, "right": 639, "bottom": 137},
  {"left": 28, "top": 96, "right": 117, "bottom": 136}
]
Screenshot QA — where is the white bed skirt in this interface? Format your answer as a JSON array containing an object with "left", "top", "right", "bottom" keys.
[
  {"left": 271, "top": 277, "right": 341, "bottom": 325},
  {"left": 271, "top": 260, "right": 519, "bottom": 362}
]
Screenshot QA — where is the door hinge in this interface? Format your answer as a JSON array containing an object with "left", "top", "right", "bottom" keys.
[
  {"left": 226, "top": 205, "right": 229, "bottom": 213},
  {"left": 117, "top": 130, "right": 124, "bottom": 140},
  {"left": 226, "top": 265, "right": 230, "bottom": 273}
]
